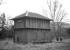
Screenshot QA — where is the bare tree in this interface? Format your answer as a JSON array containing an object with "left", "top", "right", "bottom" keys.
[
  {"left": 0, "top": 13, "right": 6, "bottom": 30},
  {"left": 42, "top": 0, "right": 67, "bottom": 41},
  {"left": 0, "top": 0, "right": 3, "bottom": 5}
]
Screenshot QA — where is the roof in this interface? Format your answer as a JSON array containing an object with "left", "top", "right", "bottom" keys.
[{"left": 12, "top": 11, "right": 52, "bottom": 20}]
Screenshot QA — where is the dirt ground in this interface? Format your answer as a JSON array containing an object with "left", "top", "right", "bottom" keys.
[{"left": 0, "top": 39, "right": 70, "bottom": 50}]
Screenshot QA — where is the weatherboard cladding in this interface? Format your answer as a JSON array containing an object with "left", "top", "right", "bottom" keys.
[
  {"left": 14, "top": 18, "right": 50, "bottom": 29},
  {"left": 13, "top": 12, "right": 52, "bottom": 43},
  {"left": 14, "top": 29, "right": 51, "bottom": 43}
]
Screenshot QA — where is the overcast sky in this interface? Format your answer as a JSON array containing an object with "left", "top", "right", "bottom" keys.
[{"left": 0, "top": 0, "right": 70, "bottom": 23}]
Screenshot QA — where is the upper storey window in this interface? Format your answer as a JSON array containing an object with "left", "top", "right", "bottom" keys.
[{"left": 16, "top": 20, "right": 22, "bottom": 23}]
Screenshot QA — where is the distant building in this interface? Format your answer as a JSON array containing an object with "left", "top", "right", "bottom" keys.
[{"left": 12, "top": 11, "right": 52, "bottom": 44}]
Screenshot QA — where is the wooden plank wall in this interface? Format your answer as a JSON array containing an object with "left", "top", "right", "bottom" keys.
[
  {"left": 26, "top": 18, "right": 50, "bottom": 29},
  {"left": 14, "top": 29, "right": 52, "bottom": 43},
  {"left": 14, "top": 18, "right": 50, "bottom": 29},
  {"left": 14, "top": 29, "right": 27, "bottom": 44},
  {"left": 26, "top": 29, "right": 52, "bottom": 43},
  {"left": 14, "top": 19, "right": 25, "bottom": 28}
]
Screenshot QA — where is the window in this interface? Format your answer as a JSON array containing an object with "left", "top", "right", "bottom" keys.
[
  {"left": 17, "top": 37, "right": 19, "bottom": 42},
  {"left": 18, "top": 20, "right": 22, "bottom": 23}
]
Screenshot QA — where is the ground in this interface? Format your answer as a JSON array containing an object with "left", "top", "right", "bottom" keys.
[{"left": 0, "top": 39, "right": 70, "bottom": 50}]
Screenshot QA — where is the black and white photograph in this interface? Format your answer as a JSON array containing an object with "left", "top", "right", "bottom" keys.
[{"left": 0, "top": 0, "right": 70, "bottom": 50}]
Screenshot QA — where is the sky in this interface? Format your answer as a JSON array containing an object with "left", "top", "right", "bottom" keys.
[{"left": 0, "top": 0, "right": 70, "bottom": 23}]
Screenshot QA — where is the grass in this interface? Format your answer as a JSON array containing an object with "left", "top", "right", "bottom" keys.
[{"left": 0, "top": 39, "right": 70, "bottom": 50}]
